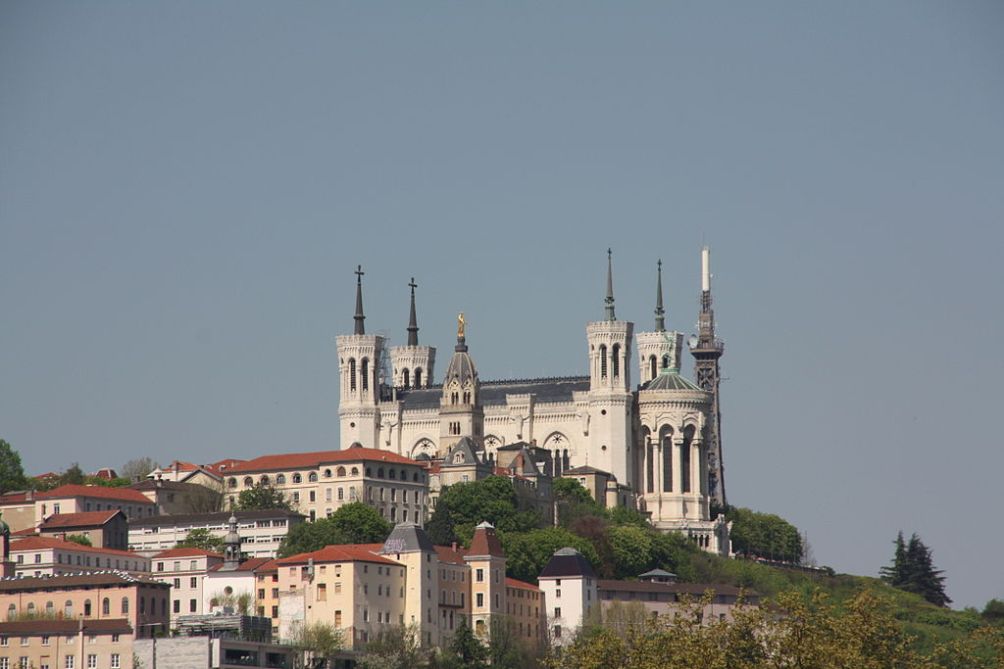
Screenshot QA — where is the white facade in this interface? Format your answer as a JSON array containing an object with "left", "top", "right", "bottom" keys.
[
  {"left": 336, "top": 255, "right": 731, "bottom": 554},
  {"left": 130, "top": 510, "right": 305, "bottom": 559}
]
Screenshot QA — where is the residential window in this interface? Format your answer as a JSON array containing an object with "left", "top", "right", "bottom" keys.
[
  {"left": 173, "top": 600, "right": 180, "bottom": 614},
  {"left": 0, "top": 658, "right": 7, "bottom": 669},
  {"left": 190, "top": 577, "right": 197, "bottom": 588},
  {"left": 555, "top": 607, "right": 561, "bottom": 618},
  {"left": 190, "top": 599, "right": 197, "bottom": 612},
  {"left": 476, "top": 593, "right": 484, "bottom": 608},
  {"left": 111, "top": 655, "right": 121, "bottom": 669},
  {"left": 476, "top": 569, "right": 484, "bottom": 583},
  {"left": 173, "top": 578, "right": 180, "bottom": 589},
  {"left": 87, "top": 656, "right": 97, "bottom": 669},
  {"left": 190, "top": 560, "right": 197, "bottom": 570},
  {"left": 65, "top": 657, "right": 74, "bottom": 669}
]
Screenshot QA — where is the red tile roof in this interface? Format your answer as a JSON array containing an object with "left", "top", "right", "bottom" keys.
[
  {"left": 228, "top": 445, "right": 419, "bottom": 473},
  {"left": 39, "top": 510, "right": 123, "bottom": 529},
  {"left": 10, "top": 536, "right": 145, "bottom": 559},
  {"left": 152, "top": 547, "right": 223, "bottom": 559},
  {"left": 204, "top": 458, "right": 246, "bottom": 475},
  {"left": 36, "top": 484, "right": 153, "bottom": 504},
  {"left": 274, "top": 544, "right": 400, "bottom": 567},
  {"left": 0, "top": 571, "right": 167, "bottom": 592},
  {"left": 434, "top": 545, "right": 467, "bottom": 565},
  {"left": 468, "top": 523, "right": 505, "bottom": 558},
  {"left": 505, "top": 577, "right": 540, "bottom": 592},
  {"left": 0, "top": 492, "right": 32, "bottom": 504}
]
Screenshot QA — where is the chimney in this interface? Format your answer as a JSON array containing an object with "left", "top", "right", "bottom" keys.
[{"left": 451, "top": 541, "right": 457, "bottom": 552}]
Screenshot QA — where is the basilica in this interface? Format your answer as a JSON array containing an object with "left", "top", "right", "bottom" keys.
[{"left": 336, "top": 250, "right": 731, "bottom": 555}]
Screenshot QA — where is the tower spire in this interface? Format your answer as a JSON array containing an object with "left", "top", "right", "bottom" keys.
[
  {"left": 353, "top": 265, "right": 365, "bottom": 335},
  {"left": 407, "top": 277, "right": 419, "bottom": 346},
  {"left": 654, "top": 259, "right": 665, "bottom": 332},
  {"left": 604, "top": 248, "right": 616, "bottom": 321}
]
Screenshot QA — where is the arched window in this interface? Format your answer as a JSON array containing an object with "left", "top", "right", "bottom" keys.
[
  {"left": 400, "top": 470, "right": 407, "bottom": 480},
  {"left": 662, "top": 355, "right": 670, "bottom": 370},
  {"left": 276, "top": 474, "right": 286, "bottom": 485},
  {"left": 260, "top": 475, "right": 270, "bottom": 485},
  {"left": 228, "top": 477, "right": 237, "bottom": 489},
  {"left": 649, "top": 355, "right": 657, "bottom": 380},
  {"left": 324, "top": 469, "right": 332, "bottom": 478},
  {"left": 337, "top": 488, "right": 344, "bottom": 500},
  {"left": 599, "top": 345, "right": 608, "bottom": 378},
  {"left": 389, "top": 469, "right": 396, "bottom": 480},
  {"left": 646, "top": 438, "right": 655, "bottom": 494},
  {"left": 377, "top": 468, "right": 384, "bottom": 479},
  {"left": 336, "top": 466, "right": 346, "bottom": 477},
  {"left": 243, "top": 477, "right": 253, "bottom": 488},
  {"left": 64, "top": 600, "right": 73, "bottom": 618},
  {"left": 308, "top": 472, "right": 318, "bottom": 483},
  {"left": 361, "top": 358, "right": 369, "bottom": 391},
  {"left": 45, "top": 601, "right": 54, "bottom": 616},
  {"left": 681, "top": 426, "right": 694, "bottom": 493},
  {"left": 349, "top": 358, "right": 357, "bottom": 391},
  {"left": 402, "top": 368, "right": 410, "bottom": 389},
  {"left": 351, "top": 467, "right": 359, "bottom": 476},
  {"left": 7, "top": 604, "right": 15, "bottom": 620},
  {"left": 26, "top": 603, "right": 35, "bottom": 616},
  {"left": 612, "top": 344, "right": 620, "bottom": 378},
  {"left": 139, "top": 597, "right": 145, "bottom": 615},
  {"left": 414, "top": 368, "right": 422, "bottom": 387},
  {"left": 102, "top": 598, "right": 110, "bottom": 615},
  {"left": 292, "top": 473, "right": 302, "bottom": 484},
  {"left": 562, "top": 449, "right": 570, "bottom": 472},
  {"left": 553, "top": 450, "right": 562, "bottom": 477},
  {"left": 660, "top": 426, "right": 673, "bottom": 493},
  {"left": 121, "top": 597, "right": 129, "bottom": 615},
  {"left": 412, "top": 472, "right": 419, "bottom": 482}
]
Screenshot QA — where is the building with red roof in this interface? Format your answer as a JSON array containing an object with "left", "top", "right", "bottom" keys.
[
  {"left": 8, "top": 535, "right": 150, "bottom": 577},
  {"left": 37, "top": 509, "right": 128, "bottom": 549},
  {"left": 219, "top": 443, "right": 430, "bottom": 526},
  {"left": 34, "top": 484, "right": 156, "bottom": 526}
]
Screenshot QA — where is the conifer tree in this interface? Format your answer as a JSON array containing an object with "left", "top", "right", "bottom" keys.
[{"left": 881, "top": 531, "right": 951, "bottom": 607}]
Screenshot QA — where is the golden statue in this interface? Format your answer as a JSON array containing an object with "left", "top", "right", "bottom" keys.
[{"left": 457, "top": 312, "right": 466, "bottom": 338}]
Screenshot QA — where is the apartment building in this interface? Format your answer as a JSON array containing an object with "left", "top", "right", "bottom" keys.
[
  {"left": 35, "top": 485, "right": 156, "bottom": 524},
  {"left": 129, "top": 509, "right": 305, "bottom": 558},
  {"left": 0, "top": 618, "right": 133, "bottom": 669},
  {"left": 151, "top": 548, "right": 223, "bottom": 626},
  {"left": 224, "top": 445, "right": 429, "bottom": 525},
  {"left": 9, "top": 536, "right": 150, "bottom": 577},
  {"left": 268, "top": 521, "right": 545, "bottom": 651},
  {"left": 0, "top": 571, "right": 171, "bottom": 639}
]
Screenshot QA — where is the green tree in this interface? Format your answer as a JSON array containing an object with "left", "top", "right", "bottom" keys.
[
  {"left": 357, "top": 624, "right": 424, "bottom": 669},
  {"left": 65, "top": 534, "right": 92, "bottom": 547},
  {"left": 432, "top": 618, "right": 488, "bottom": 669},
  {"left": 982, "top": 599, "right": 1004, "bottom": 625},
  {"left": 501, "top": 527, "right": 600, "bottom": 584},
  {"left": 176, "top": 528, "right": 225, "bottom": 553},
  {"left": 727, "top": 506, "right": 803, "bottom": 563},
  {"left": 554, "top": 478, "right": 603, "bottom": 527},
  {"left": 608, "top": 525, "right": 655, "bottom": 579},
  {"left": 881, "top": 531, "right": 951, "bottom": 607},
  {"left": 290, "top": 621, "right": 343, "bottom": 669},
  {"left": 278, "top": 503, "right": 391, "bottom": 557},
  {"left": 236, "top": 483, "right": 292, "bottom": 511},
  {"left": 0, "top": 439, "right": 28, "bottom": 493},
  {"left": 120, "top": 457, "right": 158, "bottom": 482},
  {"left": 428, "top": 476, "right": 541, "bottom": 545},
  {"left": 58, "top": 463, "right": 86, "bottom": 486}
]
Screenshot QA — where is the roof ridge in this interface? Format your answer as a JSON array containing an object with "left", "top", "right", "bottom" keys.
[{"left": 481, "top": 375, "right": 590, "bottom": 386}]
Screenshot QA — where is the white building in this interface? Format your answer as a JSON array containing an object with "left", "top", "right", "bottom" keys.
[
  {"left": 537, "top": 547, "right": 598, "bottom": 645},
  {"left": 336, "top": 251, "right": 730, "bottom": 554},
  {"left": 129, "top": 509, "right": 306, "bottom": 559}
]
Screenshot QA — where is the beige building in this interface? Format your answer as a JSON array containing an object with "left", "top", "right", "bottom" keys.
[
  {"left": 35, "top": 484, "right": 157, "bottom": 524},
  {"left": 223, "top": 445, "right": 429, "bottom": 525},
  {"left": 0, "top": 571, "right": 171, "bottom": 639},
  {"left": 270, "top": 522, "right": 545, "bottom": 651},
  {"left": 9, "top": 536, "right": 150, "bottom": 577},
  {"left": 130, "top": 479, "right": 223, "bottom": 516},
  {"left": 0, "top": 618, "right": 133, "bottom": 669},
  {"left": 151, "top": 548, "right": 224, "bottom": 625}
]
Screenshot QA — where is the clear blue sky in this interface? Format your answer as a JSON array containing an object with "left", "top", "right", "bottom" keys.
[{"left": 2, "top": 2, "right": 1002, "bottom": 609}]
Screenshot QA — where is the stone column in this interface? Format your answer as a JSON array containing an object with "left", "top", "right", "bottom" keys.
[{"left": 673, "top": 437, "right": 685, "bottom": 495}]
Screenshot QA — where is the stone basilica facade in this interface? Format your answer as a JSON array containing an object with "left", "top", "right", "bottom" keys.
[{"left": 336, "top": 251, "right": 731, "bottom": 555}]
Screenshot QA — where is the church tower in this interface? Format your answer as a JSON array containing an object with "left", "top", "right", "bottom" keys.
[
  {"left": 389, "top": 278, "right": 437, "bottom": 389},
  {"left": 439, "top": 314, "right": 484, "bottom": 456},
  {"left": 337, "top": 265, "right": 385, "bottom": 449},
  {"left": 585, "top": 250, "right": 634, "bottom": 487},
  {"left": 688, "top": 247, "right": 726, "bottom": 507},
  {"left": 636, "top": 260, "right": 683, "bottom": 384}
]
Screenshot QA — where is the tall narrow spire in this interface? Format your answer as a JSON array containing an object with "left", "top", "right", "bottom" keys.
[
  {"left": 407, "top": 277, "right": 419, "bottom": 346},
  {"left": 654, "top": 259, "right": 666, "bottom": 332},
  {"left": 604, "top": 248, "right": 616, "bottom": 321},
  {"left": 353, "top": 265, "right": 366, "bottom": 335}
]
